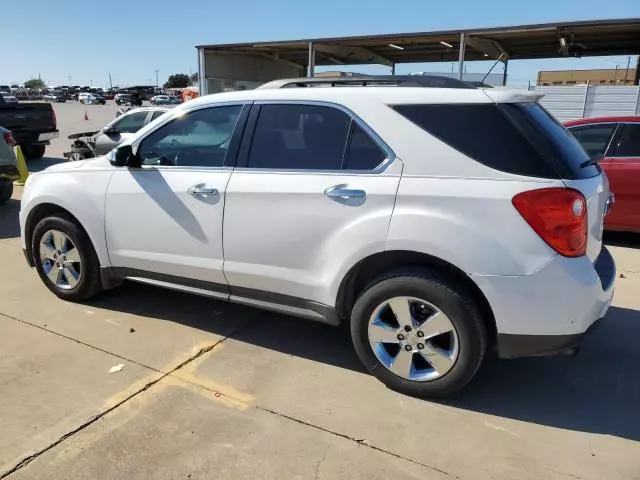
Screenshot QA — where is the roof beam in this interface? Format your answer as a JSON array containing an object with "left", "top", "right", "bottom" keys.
[
  {"left": 465, "top": 36, "right": 509, "bottom": 59},
  {"left": 314, "top": 43, "right": 393, "bottom": 67},
  {"left": 258, "top": 53, "right": 303, "bottom": 69}
]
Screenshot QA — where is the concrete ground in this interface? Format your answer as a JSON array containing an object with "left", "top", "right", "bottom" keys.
[{"left": 1, "top": 101, "right": 639, "bottom": 479}]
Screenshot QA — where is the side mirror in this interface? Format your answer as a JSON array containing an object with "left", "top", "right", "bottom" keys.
[
  {"left": 103, "top": 126, "right": 119, "bottom": 135},
  {"left": 111, "top": 145, "right": 136, "bottom": 167}
]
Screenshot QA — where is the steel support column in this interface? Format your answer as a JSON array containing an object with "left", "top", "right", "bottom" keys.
[
  {"left": 502, "top": 57, "right": 509, "bottom": 86},
  {"left": 457, "top": 33, "right": 466, "bottom": 80},
  {"left": 391, "top": 63, "right": 396, "bottom": 75},
  {"left": 307, "top": 41, "right": 315, "bottom": 77},
  {"left": 197, "top": 47, "right": 206, "bottom": 95}
]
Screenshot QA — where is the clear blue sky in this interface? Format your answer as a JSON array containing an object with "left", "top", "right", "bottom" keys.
[{"left": 1, "top": 0, "right": 637, "bottom": 87}]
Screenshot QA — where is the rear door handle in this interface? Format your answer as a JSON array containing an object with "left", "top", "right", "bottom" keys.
[
  {"left": 324, "top": 185, "right": 367, "bottom": 205},
  {"left": 187, "top": 184, "right": 218, "bottom": 198}
]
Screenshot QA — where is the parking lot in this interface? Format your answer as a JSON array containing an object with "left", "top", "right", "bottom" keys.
[{"left": 1, "top": 101, "right": 640, "bottom": 479}]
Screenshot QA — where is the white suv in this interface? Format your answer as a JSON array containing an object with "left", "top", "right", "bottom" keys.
[{"left": 19, "top": 77, "right": 616, "bottom": 397}]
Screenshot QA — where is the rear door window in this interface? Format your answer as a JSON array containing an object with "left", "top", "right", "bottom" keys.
[
  {"left": 615, "top": 124, "right": 640, "bottom": 157},
  {"left": 344, "top": 124, "right": 387, "bottom": 170},
  {"left": 247, "top": 104, "right": 351, "bottom": 170},
  {"left": 393, "top": 103, "right": 597, "bottom": 179},
  {"left": 567, "top": 124, "right": 618, "bottom": 157}
]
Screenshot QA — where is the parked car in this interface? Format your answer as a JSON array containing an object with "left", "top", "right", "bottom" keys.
[
  {"left": 19, "top": 77, "right": 615, "bottom": 397},
  {"left": 0, "top": 126, "right": 19, "bottom": 203},
  {"left": 65, "top": 107, "right": 170, "bottom": 160},
  {"left": 43, "top": 90, "right": 67, "bottom": 103},
  {"left": 565, "top": 116, "right": 640, "bottom": 233},
  {"left": 0, "top": 91, "right": 58, "bottom": 160},
  {"left": 150, "top": 95, "right": 173, "bottom": 105},
  {"left": 79, "top": 93, "right": 106, "bottom": 105},
  {"left": 114, "top": 93, "right": 131, "bottom": 105},
  {"left": 1, "top": 93, "right": 19, "bottom": 104}
]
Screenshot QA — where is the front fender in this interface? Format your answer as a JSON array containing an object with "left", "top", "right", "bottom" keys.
[{"left": 20, "top": 170, "right": 113, "bottom": 266}]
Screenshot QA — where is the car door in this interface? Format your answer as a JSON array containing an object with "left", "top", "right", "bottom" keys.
[
  {"left": 105, "top": 103, "right": 249, "bottom": 291},
  {"left": 606, "top": 123, "right": 640, "bottom": 231},
  {"left": 223, "top": 102, "right": 402, "bottom": 308}
]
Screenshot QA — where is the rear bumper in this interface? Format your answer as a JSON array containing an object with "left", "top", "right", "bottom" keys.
[
  {"left": 474, "top": 246, "right": 616, "bottom": 358},
  {"left": 0, "top": 164, "right": 20, "bottom": 180},
  {"left": 13, "top": 130, "right": 59, "bottom": 146},
  {"left": 496, "top": 318, "right": 601, "bottom": 358}
]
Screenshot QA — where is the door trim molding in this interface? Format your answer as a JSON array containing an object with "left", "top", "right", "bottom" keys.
[{"left": 101, "top": 267, "right": 340, "bottom": 326}]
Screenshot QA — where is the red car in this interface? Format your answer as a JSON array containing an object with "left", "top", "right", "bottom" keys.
[{"left": 565, "top": 116, "right": 640, "bottom": 233}]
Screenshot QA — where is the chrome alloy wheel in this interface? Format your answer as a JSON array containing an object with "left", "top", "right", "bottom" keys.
[
  {"left": 368, "top": 296, "right": 459, "bottom": 381},
  {"left": 39, "top": 230, "right": 82, "bottom": 290}
]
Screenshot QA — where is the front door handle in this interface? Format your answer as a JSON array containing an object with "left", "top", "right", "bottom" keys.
[
  {"left": 324, "top": 185, "right": 367, "bottom": 206},
  {"left": 187, "top": 184, "right": 218, "bottom": 198}
]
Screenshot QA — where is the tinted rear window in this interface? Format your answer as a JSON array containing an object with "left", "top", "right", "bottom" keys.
[{"left": 393, "top": 103, "right": 598, "bottom": 179}]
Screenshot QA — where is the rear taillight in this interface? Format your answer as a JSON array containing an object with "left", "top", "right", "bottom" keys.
[
  {"left": 51, "top": 108, "right": 57, "bottom": 130},
  {"left": 512, "top": 187, "right": 587, "bottom": 257},
  {"left": 2, "top": 131, "right": 14, "bottom": 146}
]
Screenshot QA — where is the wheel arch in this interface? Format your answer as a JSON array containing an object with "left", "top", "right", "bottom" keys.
[
  {"left": 335, "top": 250, "right": 497, "bottom": 342},
  {"left": 25, "top": 203, "right": 99, "bottom": 266}
]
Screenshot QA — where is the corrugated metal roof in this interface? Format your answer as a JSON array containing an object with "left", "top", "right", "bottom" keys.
[{"left": 197, "top": 18, "right": 640, "bottom": 66}]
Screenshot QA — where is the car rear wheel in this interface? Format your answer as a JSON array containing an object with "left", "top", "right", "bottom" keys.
[
  {"left": 350, "top": 269, "right": 487, "bottom": 397},
  {"left": 22, "top": 144, "right": 46, "bottom": 160},
  {"left": 0, "top": 179, "right": 13, "bottom": 204},
  {"left": 32, "top": 215, "right": 103, "bottom": 301}
]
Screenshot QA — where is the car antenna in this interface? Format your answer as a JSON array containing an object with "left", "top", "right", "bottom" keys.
[{"left": 481, "top": 53, "right": 505, "bottom": 85}]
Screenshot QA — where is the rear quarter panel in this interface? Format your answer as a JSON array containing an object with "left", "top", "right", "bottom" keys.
[{"left": 386, "top": 176, "right": 561, "bottom": 276}]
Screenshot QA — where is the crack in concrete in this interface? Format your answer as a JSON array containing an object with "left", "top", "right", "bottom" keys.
[
  {"left": 169, "top": 374, "right": 457, "bottom": 479},
  {"left": 314, "top": 446, "right": 329, "bottom": 480},
  {"left": 0, "top": 312, "right": 161, "bottom": 373},
  {"left": 259, "top": 407, "right": 458, "bottom": 478},
  {"left": 0, "top": 320, "right": 254, "bottom": 479}
]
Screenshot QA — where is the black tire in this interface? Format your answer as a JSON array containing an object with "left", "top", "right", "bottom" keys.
[
  {"left": 0, "top": 179, "right": 13, "bottom": 204},
  {"left": 350, "top": 269, "right": 487, "bottom": 398},
  {"left": 21, "top": 144, "right": 46, "bottom": 160},
  {"left": 67, "top": 147, "right": 93, "bottom": 161},
  {"left": 32, "top": 215, "right": 103, "bottom": 301}
]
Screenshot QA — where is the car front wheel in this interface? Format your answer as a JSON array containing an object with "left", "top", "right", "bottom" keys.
[
  {"left": 32, "top": 215, "right": 103, "bottom": 301},
  {"left": 350, "top": 269, "right": 487, "bottom": 397},
  {"left": 0, "top": 179, "right": 13, "bottom": 204}
]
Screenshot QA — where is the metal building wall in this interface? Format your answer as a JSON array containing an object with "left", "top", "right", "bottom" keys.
[
  {"left": 201, "top": 51, "right": 303, "bottom": 95},
  {"left": 533, "top": 85, "right": 640, "bottom": 122},
  {"left": 535, "top": 86, "right": 589, "bottom": 122}
]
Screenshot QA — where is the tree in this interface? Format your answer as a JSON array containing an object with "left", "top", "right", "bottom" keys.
[
  {"left": 24, "top": 78, "right": 46, "bottom": 89},
  {"left": 190, "top": 72, "right": 198, "bottom": 85},
  {"left": 164, "top": 74, "right": 190, "bottom": 89}
]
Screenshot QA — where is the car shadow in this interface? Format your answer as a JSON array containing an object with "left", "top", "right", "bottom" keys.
[
  {"left": 89, "top": 282, "right": 640, "bottom": 442},
  {"left": 604, "top": 231, "right": 640, "bottom": 249},
  {"left": 0, "top": 198, "right": 20, "bottom": 239}
]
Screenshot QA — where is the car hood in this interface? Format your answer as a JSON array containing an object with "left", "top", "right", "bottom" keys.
[{"left": 42, "top": 156, "right": 112, "bottom": 173}]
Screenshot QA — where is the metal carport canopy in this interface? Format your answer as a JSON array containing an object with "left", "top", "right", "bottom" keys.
[{"left": 197, "top": 18, "right": 640, "bottom": 67}]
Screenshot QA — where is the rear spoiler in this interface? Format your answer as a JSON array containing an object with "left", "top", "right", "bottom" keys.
[{"left": 482, "top": 89, "right": 544, "bottom": 104}]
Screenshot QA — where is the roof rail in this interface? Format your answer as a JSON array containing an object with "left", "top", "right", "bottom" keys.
[{"left": 257, "top": 75, "right": 476, "bottom": 90}]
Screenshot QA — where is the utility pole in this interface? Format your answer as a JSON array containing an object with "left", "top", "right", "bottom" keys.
[
  {"left": 109, "top": 73, "right": 113, "bottom": 90},
  {"left": 154, "top": 70, "right": 159, "bottom": 87},
  {"left": 623, "top": 56, "right": 631, "bottom": 85}
]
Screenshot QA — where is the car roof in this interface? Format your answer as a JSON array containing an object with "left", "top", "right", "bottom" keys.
[
  {"left": 565, "top": 116, "right": 640, "bottom": 126},
  {"left": 184, "top": 86, "right": 540, "bottom": 108}
]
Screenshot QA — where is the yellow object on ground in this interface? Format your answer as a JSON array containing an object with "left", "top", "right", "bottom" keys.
[{"left": 14, "top": 145, "right": 29, "bottom": 186}]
